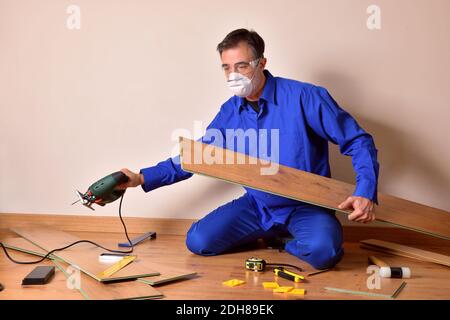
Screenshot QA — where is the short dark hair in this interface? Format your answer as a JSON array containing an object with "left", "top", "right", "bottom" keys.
[{"left": 216, "top": 28, "right": 265, "bottom": 59}]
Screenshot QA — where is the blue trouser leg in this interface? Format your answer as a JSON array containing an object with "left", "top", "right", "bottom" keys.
[
  {"left": 186, "top": 195, "right": 344, "bottom": 270},
  {"left": 285, "top": 204, "right": 344, "bottom": 270},
  {"left": 186, "top": 194, "right": 271, "bottom": 255}
]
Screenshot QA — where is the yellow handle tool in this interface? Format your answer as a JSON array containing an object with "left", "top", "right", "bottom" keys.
[
  {"left": 274, "top": 268, "right": 305, "bottom": 283},
  {"left": 368, "top": 255, "right": 390, "bottom": 267}
]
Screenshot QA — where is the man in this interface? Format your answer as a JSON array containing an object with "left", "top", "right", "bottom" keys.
[{"left": 118, "top": 29, "right": 379, "bottom": 270}]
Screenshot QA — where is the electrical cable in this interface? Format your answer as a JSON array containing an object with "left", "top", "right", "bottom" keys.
[
  {"left": 266, "top": 263, "right": 303, "bottom": 273},
  {"left": 0, "top": 192, "right": 133, "bottom": 264}
]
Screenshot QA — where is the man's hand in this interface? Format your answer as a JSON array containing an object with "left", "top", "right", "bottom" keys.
[
  {"left": 116, "top": 168, "right": 144, "bottom": 190},
  {"left": 338, "top": 196, "right": 375, "bottom": 223}
]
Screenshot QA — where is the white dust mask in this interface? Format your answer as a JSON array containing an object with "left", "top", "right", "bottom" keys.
[
  {"left": 227, "top": 72, "right": 254, "bottom": 97},
  {"left": 226, "top": 59, "right": 260, "bottom": 97}
]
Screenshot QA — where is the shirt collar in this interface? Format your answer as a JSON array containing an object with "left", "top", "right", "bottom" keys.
[{"left": 238, "top": 69, "right": 277, "bottom": 113}]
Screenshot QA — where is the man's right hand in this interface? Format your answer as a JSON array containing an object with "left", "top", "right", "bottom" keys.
[{"left": 116, "top": 168, "right": 144, "bottom": 190}]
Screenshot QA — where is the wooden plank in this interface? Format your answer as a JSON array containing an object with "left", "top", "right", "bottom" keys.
[
  {"left": 5, "top": 230, "right": 197, "bottom": 286},
  {"left": 360, "top": 244, "right": 431, "bottom": 263},
  {"left": 361, "top": 240, "right": 450, "bottom": 267},
  {"left": 367, "top": 248, "right": 421, "bottom": 264},
  {"left": 2, "top": 238, "right": 164, "bottom": 300},
  {"left": 360, "top": 239, "right": 450, "bottom": 267},
  {"left": 52, "top": 260, "right": 164, "bottom": 300},
  {"left": 318, "top": 261, "right": 407, "bottom": 299},
  {"left": 0, "top": 239, "right": 82, "bottom": 300},
  {"left": 138, "top": 268, "right": 198, "bottom": 286},
  {"left": 2, "top": 237, "right": 51, "bottom": 258},
  {"left": 179, "top": 137, "right": 450, "bottom": 240},
  {"left": 4, "top": 237, "right": 193, "bottom": 297},
  {"left": 11, "top": 227, "right": 160, "bottom": 282}
]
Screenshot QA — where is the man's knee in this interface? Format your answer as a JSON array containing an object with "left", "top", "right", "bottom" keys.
[
  {"left": 185, "top": 225, "right": 219, "bottom": 256},
  {"left": 308, "top": 242, "right": 344, "bottom": 269},
  {"left": 286, "top": 239, "right": 344, "bottom": 270}
]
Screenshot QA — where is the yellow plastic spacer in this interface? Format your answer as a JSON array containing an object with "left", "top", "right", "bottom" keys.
[
  {"left": 262, "top": 282, "right": 279, "bottom": 289},
  {"left": 288, "top": 288, "right": 306, "bottom": 295},
  {"left": 222, "top": 279, "right": 246, "bottom": 287},
  {"left": 273, "top": 286, "right": 294, "bottom": 293}
]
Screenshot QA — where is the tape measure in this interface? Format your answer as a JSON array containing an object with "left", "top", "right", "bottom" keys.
[
  {"left": 245, "top": 257, "right": 267, "bottom": 272},
  {"left": 97, "top": 255, "right": 136, "bottom": 279}
]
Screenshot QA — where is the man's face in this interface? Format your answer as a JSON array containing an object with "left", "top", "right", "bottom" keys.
[{"left": 220, "top": 41, "right": 266, "bottom": 81}]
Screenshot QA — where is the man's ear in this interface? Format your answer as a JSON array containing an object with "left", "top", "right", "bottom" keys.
[{"left": 261, "top": 57, "right": 267, "bottom": 69}]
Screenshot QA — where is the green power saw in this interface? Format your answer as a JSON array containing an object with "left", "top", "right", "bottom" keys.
[{"left": 71, "top": 171, "right": 129, "bottom": 210}]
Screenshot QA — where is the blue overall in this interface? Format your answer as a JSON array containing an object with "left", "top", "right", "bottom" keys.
[{"left": 140, "top": 70, "right": 379, "bottom": 269}]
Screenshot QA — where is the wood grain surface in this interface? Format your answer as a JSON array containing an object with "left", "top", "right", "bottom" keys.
[
  {"left": 11, "top": 227, "right": 160, "bottom": 282},
  {"left": 6, "top": 228, "right": 197, "bottom": 286},
  {"left": 2, "top": 230, "right": 450, "bottom": 300},
  {"left": 1, "top": 237, "right": 163, "bottom": 300},
  {"left": 179, "top": 137, "right": 450, "bottom": 240},
  {"left": 360, "top": 239, "right": 450, "bottom": 267}
]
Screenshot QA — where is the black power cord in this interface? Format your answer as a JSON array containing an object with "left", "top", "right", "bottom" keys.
[
  {"left": 266, "top": 263, "right": 303, "bottom": 273},
  {"left": 0, "top": 192, "right": 133, "bottom": 265}
]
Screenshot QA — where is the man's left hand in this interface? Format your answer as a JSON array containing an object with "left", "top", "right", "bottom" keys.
[{"left": 338, "top": 196, "right": 375, "bottom": 223}]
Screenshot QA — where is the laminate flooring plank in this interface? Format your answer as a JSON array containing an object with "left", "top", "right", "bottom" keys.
[
  {"left": 360, "top": 239, "right": 450, "bottom": 267},
  {"left": 11, "top": 227, "right": 160, "bottom": 282},
  {"left": 179, "top": 137, "right": 450, "bottom": 240},
  {"left": 2, "top": 237, "right": 164, "bottom": 300}
]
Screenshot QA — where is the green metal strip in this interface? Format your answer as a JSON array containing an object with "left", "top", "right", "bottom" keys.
[{"left": 325, "top": 287, "right": 393, "bottom": 299}]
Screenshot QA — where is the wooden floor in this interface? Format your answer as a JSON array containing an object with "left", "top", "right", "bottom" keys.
[{"left": 1, "top": 228, "right": 449, "bottom": 300}]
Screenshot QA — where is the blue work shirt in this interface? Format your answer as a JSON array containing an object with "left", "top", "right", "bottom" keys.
[{"left": 140, "top": 70, "right": 379, "bottom": 230}]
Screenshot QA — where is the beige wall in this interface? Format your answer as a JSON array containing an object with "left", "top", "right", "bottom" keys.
[{"left": 1, "top": 0, "right": 449, "bottom": 223}]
